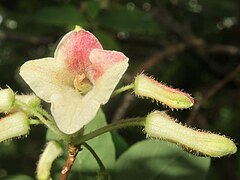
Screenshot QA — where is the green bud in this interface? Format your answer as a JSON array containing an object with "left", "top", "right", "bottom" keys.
[
  {"left": 145, "top": 111, "right": 237, "bottom": 157},
  {"left": 0, "top": 112, "right": 29, "bottom": 142},
  {"left": 134, "top": 74, "right": 194, "bottom": 109},
  {"left": 37, "top": 141, "right": 63, "bottom": 180},
  {"left": 0, "top": 88, "right": 15, "bottom": 113},
  {"left": 16, "top": 94, "right": 40, "bottom": 108}
]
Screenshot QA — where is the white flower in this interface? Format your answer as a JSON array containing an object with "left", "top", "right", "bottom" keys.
[{"left": 20, "top": 27, "right": 129, "bottom": 134}]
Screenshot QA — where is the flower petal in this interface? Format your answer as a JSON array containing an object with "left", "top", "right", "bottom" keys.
[
  {"left": 54, "top": 29, "right": 103, "bottom": 74},
  {"left": 20, "top": 58, "right": 74, "bottom": 102},
  {"left": 89, "top": 49, "right": 129, "bottom": 104},
  {"left": 50, "top": 90, "right": 100, "bottom": 134}
]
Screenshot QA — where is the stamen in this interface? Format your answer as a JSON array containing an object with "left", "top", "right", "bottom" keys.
[{"left": 74, "top": 73, "right": 93, "bottom": 94}]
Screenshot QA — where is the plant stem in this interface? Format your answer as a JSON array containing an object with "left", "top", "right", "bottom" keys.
[
  {"left": 15, "top": 100, "right": 69, "bottom": 141},
  {"left": 75, "top": 118, "right": 145, "bottom": 144},
  {"left": 82, "top": 142, "right": 106, "bottom": 172},
  {"left": 29, "top": 119, "right": 42, "bottom": 125},
  {"left": 60, "top": 144, "right": 81, "bottom": 180},
  {"left": 112, "top": 83, "right": 134, "bottom": 97},
  {"left": 36, "top": 106, "right": 54, "bottom": 121}
]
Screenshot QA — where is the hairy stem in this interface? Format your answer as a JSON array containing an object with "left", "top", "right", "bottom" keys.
[
  {"left": 75, "top": 118, "right": 145, "bottom": 144},
  {"left": 29, "top": 119, "right": 42, "bottom": 125},
  {"left": 15, "top": 100, "right": 69, "bottom": 141},
  {"left": 112, "top": 83, "right": 134, "bottom": 97}
]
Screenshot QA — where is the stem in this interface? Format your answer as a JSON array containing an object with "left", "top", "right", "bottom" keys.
[
  {"left": 29, "top": 119, "right": 42, "bottom": 125},
  {"left": 15, "top": 100, "right": 69, "bottom": 141},
  {"left": 112, "top": 83, "right": 134, "bottom": 97},
  {"left": 75, "top": 118, "right": 145, "bottom": 144},
  {"left": 82, "top": 142, "right": 105, "bottom": 172},
  {"left": 36, "top": 107, "right": 54, "bottom": 121},
  {"left": 60, "top": 144, "right": 81, "bottom": 180}
]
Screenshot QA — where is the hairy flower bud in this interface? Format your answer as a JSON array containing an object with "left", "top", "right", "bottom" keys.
[
  {"left": 134, "top": 74, "right": 194, "bottom": 109},
  {"left": 16, "top": 94, "right": 40, "bottom": 108},
  {"left": 37, "top": 141, "right": 63, "bottom": 180},
  {"left": 0, "top": 112, "right": 29, "bottom": 142},
  {"left": 0, "top": 88, "right": 15, "bottom": 113},
  {"left": 145, "top": 111, "right": 237, "bottom": 157}
]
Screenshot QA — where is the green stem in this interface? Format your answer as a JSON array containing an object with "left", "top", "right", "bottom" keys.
[
  {"left": 82, "top": 142, "right": 106, "bottom": 172},
  {"left": 75, "top": 118, "right": 145, "bottom": 144},
  {"left": 36, "top": 107, "right": 54, "bottom": 121},
  {"left": 15, "top": 100, "right": 69, "bottom": 141},
  {"left": 29, "top": 119, "right": 42, "bottom": 125},
  {"left": 112, "top": 83, "right": 134, "bottom": 97}
]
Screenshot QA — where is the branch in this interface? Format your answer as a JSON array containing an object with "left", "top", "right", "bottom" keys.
[
  {"left": 60, "top": 144, "right": 81, "bottom": 180},
  {"left": 187, "top": 65, "right": 240, "bottom": 125}
]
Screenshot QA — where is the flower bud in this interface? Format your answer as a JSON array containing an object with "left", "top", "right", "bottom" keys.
[
  {"left": 16, "top": 94, "right": 40, "bottom": 108},
  {"left": 37, "top": 141, "right": 63, "bottom": 180},
  {"left": 145, "top": 111, "right": 237, "bottom": 157},
  {"left": 0, "top": 88, "right": 15, "bottom": 113},
  {"left": 134, "top": 74, "right": 194, "bottom": 109},
  {"left": 0, "top": 112, "right": 29, "bottom": 142}
]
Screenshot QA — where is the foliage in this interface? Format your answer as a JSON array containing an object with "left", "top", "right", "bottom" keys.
[{"left": 0, "top": 0, "right": 239, "bottom": 179}]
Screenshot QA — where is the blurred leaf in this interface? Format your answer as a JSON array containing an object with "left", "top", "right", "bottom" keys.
[
  {"left": 99, "top": 4, "right": 161, "bottom": 35},
  {"left": 114, "top": 140, "right": 210, "bottom": 180},
  {"left": 93, "top": 29, "right": 120, "bottom": 50},
  {"left": 34, "top": 5, "right": 87, "bottom": 28},
  {"left": 52, "top": 109, "right": 116, "bottom": 179},
  {"left": 2, "top": 175, "right": 33, "bottom": 180},
  {"left": 111, "top": 132, "right": 129, "bottom": 158},
  {"left": 84, "top": 0, "right": 101, "bottom": 19},
  {"left": 46, "top": 128, "right": 61, "bottom": 142}
]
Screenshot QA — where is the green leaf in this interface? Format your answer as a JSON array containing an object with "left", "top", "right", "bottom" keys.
[
  {"left": 46, "top": 128, "right": 61, "bottom": 141},
  {"left": 111, "top": 132, "right": 129, "bottom": 158},
  {"left": 114, "top": 140, "right": 210, "bottom": 180},
  {"left": 99, "top": 4, "right": 161, "bottom": 35},
  {"left": 85, "top": 0, "right": 101, "bottom": 19},
  {"left": 34, "top": 5, "right": 87, "bottom": 28},
  {"left": 93, "top": 30, "right": 120, "bottom": 50},
  {"left": 2, "top": 175, "right": 33, "bottom": 180},
  {"left": 52, "top": 109, "right": 116, "bottom": 180}
]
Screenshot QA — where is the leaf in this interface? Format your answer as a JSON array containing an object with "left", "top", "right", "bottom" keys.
[
  {"left": 2, "top": 175, "right": 34, "bottom": 180},
  {"left": 111, "top": 132, "right": 129, "bottom": 158},
  {"left": 84, "top": 0, "right": 101, "bottom": 19},
  {"left": 93, "top": 29, "right": 120, "bottom": 50},
  {"left": 52, "top": 109, "right": 116, "bottom": 180},
  {"left": 34, "top": 5, "right": 87, "bottom": 28},
  {"left": 114, "top": 140, "right": 210, "bottom": 180},
  {"left": 99, "top": 4, "right": 161, "bottom": 35}
]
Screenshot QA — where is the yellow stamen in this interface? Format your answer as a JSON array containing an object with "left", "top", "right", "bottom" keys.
[{"left": 74, "top": 73, "right": 93, "bottom": 94}]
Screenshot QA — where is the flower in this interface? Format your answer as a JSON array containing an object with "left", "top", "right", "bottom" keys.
[
  {"left": 0, "top": 87, "right": 15, "bottom": 113},
  {"left": 145, "top": 111, "right": 237, "bottom": 157},
  {"left": 134, "top": 74, "right": 194, "bottom": 109},
  {"left": 20, "top": 27, "right": 129, "bottom": 134},
  {"left": 0, "top": 112, "right": 30, "bottom": 142},
  {"left": 37, "top": 141, "right": 63, "bottom": 180}
]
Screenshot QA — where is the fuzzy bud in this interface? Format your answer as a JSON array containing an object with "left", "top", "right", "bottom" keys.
[
  {"left": 37, "top": 141, "right": 63, "bottom": 180},
  {"left": 0, "top": 112, "right": 29, "bottom": 142},
  {"left": 0, "top": 88, "right": 15, "bottom": 113},
  {"left": 16, "top": 94, "right": 40, "bottom": 108},
  {"left": 145, "top": 111, "right": 237, "bottom": 157},
  {"left": 134, "top": 74, "right": 194, "bottom": 109}
]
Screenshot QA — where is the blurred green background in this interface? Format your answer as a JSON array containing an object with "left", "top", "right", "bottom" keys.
[{"left": 0, "top": 0, "right": 239, "bottom": 179}]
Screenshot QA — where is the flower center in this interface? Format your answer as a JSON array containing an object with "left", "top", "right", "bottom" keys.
[{"left": 74, "top": 73, "right": 93, "bottom": 94}]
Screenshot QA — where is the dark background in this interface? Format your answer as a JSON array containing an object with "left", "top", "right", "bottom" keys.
[{"left": 0, "top": 0, "right": 239, "bottom": 179}]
